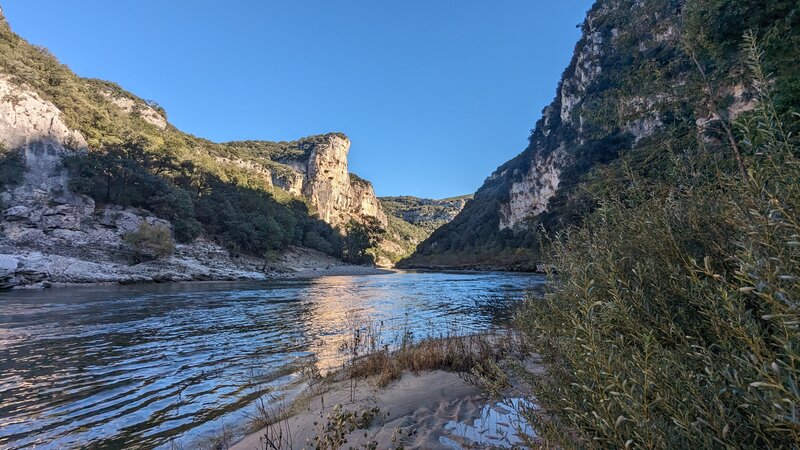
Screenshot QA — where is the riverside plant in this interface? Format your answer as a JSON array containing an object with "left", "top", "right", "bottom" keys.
[
  {"left": 339, "top": 320, "right": 522, "bottom": 391},
  {"left": 517, "top": 35, "right": 800, "bottom": 449}
]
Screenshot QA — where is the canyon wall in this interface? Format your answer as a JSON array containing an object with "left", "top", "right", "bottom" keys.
[
  {"left": 278, "top": 134, "right": 387, "bottom": 228},
  {"left": 402, "top": 0, "right": 783, "bottom": 270},
  {"left": 0, "top": 6, "right": 389, "bottom": 286}
]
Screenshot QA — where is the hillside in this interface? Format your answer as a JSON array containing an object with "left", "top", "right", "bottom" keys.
[
  {"left": 0, "top": 6, "right": 391, "bottom": 286},
  {"left": 400, "top": 0, "right": 800, "bottom": 270},
  {"left": 380, "top": 195, "right": 471, "bottom": 230},
  {"left": 373, "top": 195, "right": 471, "bottom": 264}
]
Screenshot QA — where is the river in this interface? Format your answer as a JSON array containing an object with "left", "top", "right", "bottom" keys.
[{"left": 0, "top": 271, "right": 543, "bottom": 449}]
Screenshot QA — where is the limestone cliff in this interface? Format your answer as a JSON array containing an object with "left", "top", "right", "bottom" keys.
[
  {"left": 380, "top": 196, "right": 470, "bottom": 226},
  {"left": 403, "top": 0, "right": 796, "bottom": 270},
  {"left": 216, "top": 134, "right": 388, "bottom": 229},
  {"left": 0, "top": 8, "right": 389, "bottom": 287},
  {"left": 276, "top": 135, "right": 387, "bottom": 228},
  {"left": 0, "top": 74, "right": 95, "bottom": 242}
]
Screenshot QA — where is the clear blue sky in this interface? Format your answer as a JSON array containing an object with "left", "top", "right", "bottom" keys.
[{"left": 3, "top": 1, "right": 593, "bottom": 198}]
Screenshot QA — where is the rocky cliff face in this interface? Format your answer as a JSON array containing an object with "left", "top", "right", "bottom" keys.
[
  {"left": 214, "top": 134, "right": 387, "bottom": 229},
  {"left": 380, "top": 196, "right": 469, "bottom": 226},
  {"left": 403, "top": 0, "right": 793, "bottom": 270},
  {"left": 278, "top": 135, "right": 387, "bottom": 228},
  {"left": 0, "top": 74, "right": 95, "bottom": 242},
  {"left": 0, "top": 8, "right": 389, "bottom": 287}
]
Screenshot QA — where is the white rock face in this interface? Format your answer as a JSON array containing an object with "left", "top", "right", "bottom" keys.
[
  {"left": 0, "top": 74, "right": 96, "bottom": 236},
  {"left": 100, "top": 90, "right": 168, "bottom": 130},
  {"left": 560, "top": 29, "right": 604, "bottom": 125},
  {"left": 291, "top": 135, "right": 387, "bottom": 228},
  {"left": 0, "top": 74, "right": 87, "bottom": 159},
  {"left": 214, "top": 135, "right": 386, "bottom": 228},
  {"left": 271, "top": 170, "right": 305, "bottom": 196},
  {"left": 499, "top": 152, "right": 561, "bottom": 230},
  {"left": 497, "top": 20, "right": 609, "bottom": 231},
  {"left": 505, "top": 15, "right": 609, "bottom": 233}
]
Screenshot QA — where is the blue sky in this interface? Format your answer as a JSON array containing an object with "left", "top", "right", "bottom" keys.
[{"left": 3, "top": 1, "right": 593, "bottom": 198}]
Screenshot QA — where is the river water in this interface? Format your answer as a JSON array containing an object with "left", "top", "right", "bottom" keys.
[{"left": 0, "top": 271, "right": 544, "bottom": 449}]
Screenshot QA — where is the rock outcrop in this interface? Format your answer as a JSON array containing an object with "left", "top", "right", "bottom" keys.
[
  {"left": 100, "top": 90, "right": 168, "bottom": 130},
  {"left": 0, "top": 75, "right": 96, "bottom": 245},
  {"left": 402, "top": 0, "right": 786, "bottom": 270},
  {"left": 217, "top": 134, "right": 388, "bottom": 229},
  {"left": 0, "top": 24, "right": 389, "bottom": 287},
  {"left": 280, "top": 134, "right": 387, "bottom": 228},
  {"left": 380, "top": 196, "right": 470, "bottom": 226}
]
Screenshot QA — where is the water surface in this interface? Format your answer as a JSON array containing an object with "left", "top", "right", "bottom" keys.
[{"left": 0, "top": 271, "right": 543, "bottom": 449}]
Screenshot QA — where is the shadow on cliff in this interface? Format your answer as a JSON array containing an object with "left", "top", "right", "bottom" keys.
[{"left": 0, "top": 149, "right": 24, "bottom": 195}]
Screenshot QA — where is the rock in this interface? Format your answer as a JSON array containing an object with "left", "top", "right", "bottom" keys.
[
  {"left": 499, "top": 151, "right": 561, "bottom": 230},
  {"left": 4, "top": 205, "right": 32, "bottom": 222},
  {"left": 0, "top": 255, "right": 19, "bottom": 274},
  {"left": 100, "top": 90, "right": 168, "bottom": 130},
  {"left": 210, "top": 134, "right": 387, "bottom": 230},
  {"left": 296, "top": 134, "right": 387, "bottom": 228},
  {"left": 99, "top": 207, "right": 149, "bottom": 232},
  {"left": 380, "top": 196, "right": 470, "bottom": 225}
]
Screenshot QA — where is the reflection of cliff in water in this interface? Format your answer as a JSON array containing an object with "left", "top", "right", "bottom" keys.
[{"left": 0, "top": 271, "right": 543, "bottom": 449}]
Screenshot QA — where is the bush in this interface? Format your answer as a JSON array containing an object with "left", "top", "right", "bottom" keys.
[
  {"left": 342, "top": 218, "right": 384, "bottom": 265},
  {"left": 123, "top": 222, "right": 175, "bottom": 263},
  {"left": 172, "top": 217, "right": 202, "bottom": 243},
  {"left": 517, "top": 43, "right": 800, "bottom": 448},
  {"left": 303, "top": 230, "right": 334, "bottom": 254}
]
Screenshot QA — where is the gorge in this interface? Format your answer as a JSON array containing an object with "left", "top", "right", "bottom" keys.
[
  {"left": 0, "top": 4, "right": 471, "bottom": 287},
  {"left": 1, "top": 0, "right": 799, "bottom": 449}
]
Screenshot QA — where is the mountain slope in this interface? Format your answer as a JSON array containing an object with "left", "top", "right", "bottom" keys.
[
  {"left": 400, "top": 0, "right": 800, "bottom": 270},
  {"left": 380, "top": 195, "right": 471, "bottom": 229},
  {"left": 373, "top": 195, "right": 471, "bottom": 264},
  {"left": 0, "top": 6, "right": 390, "bottom": 286}
]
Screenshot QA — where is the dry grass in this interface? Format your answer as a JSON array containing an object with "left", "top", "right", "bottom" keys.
[{"left": 346, "top": 331, "right": 522, "bottom": 392}]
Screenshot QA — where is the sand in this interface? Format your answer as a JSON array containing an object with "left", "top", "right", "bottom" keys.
[
  {"left": 230, "top": 370, "right": 536, "bottom": 450},
  {"left": 273, "top": 246, "right": 394, "bottom": 279}
]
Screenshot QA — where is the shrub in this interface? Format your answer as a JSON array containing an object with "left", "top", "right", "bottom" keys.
[
  {"left": 517, "top": 41, "right": 800, "bottom": 448},
  {"left": 122, "top": 222, "right": 175, "bottom": 263},
  {"left": 342, "top": 218, "right": 384, "bottom": 265},
  {"left": 303, "top": 230, "right": 334, "bottom": 254}
]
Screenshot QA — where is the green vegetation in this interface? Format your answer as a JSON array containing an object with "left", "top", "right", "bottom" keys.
[
  {"left": 123, "top": 222, "right": 175, "bottom": 263},
  {"left": 405, "top": 0, "right": 800, "bottom": 270},
  {"left": 342, "top": 218, "right": 384, "bottom": 265},
  {"left": 0, "top": 14, "right": 383, "bottom": 261},
  {"left": 376, "top": 215, "right": 432, "bottom": 263},
  {"left": 380, "top": 195, "right": 470, "bottom": 233},
  {"left": 518, "top": 35, "right": 800, "bottom": 448},
  {"left": 223, "top": 133, "right": 347, "bottom": 163},
  {"left": 378, "top": 195, "right": 471, "bottom": 264}
]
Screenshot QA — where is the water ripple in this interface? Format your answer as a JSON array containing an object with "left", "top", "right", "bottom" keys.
[{"left": 0, "top": 271, "right": 543, "bottom": 449}]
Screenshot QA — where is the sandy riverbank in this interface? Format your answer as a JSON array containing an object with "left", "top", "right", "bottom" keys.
[
  {"left": 227, "top": 333, "right": 541, "bottom": 450},
  {"left": 231, "top": 369, "right": 536, "bottom": 450}
]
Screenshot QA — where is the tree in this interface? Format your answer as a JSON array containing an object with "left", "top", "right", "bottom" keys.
[
  {"left": 122, "top": 222, "right": 175, "bottom": 263},
  {"left": 342, "top": 217, "right": 384, "bottom": 265}
]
